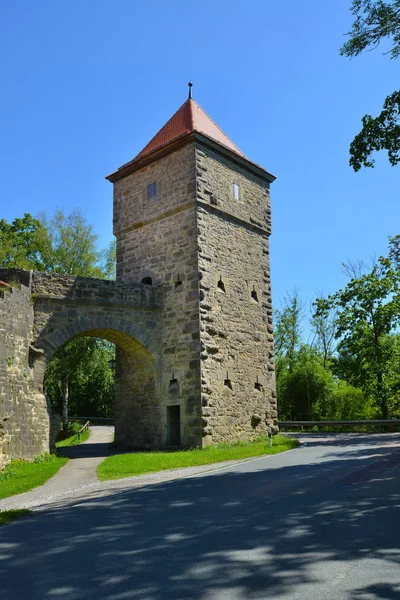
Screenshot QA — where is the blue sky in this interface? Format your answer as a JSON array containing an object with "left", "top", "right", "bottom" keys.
[{"left": 1, "top": 0, "right": 399, "bottom": 318}]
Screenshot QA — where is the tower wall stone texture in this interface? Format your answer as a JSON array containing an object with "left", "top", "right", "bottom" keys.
[
  {"left": 112, "top": 137, "right": 277, "bottom": 448},
  {"left": 113, "top": 144, "right": 203, "bottom": 447},
  {"left": 195, "top": 144, "right": 277, "bottom": 444}
]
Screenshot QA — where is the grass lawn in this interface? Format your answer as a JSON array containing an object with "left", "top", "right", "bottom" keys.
[
  {"left": 97, "top": 434, "right": 299, "bottom": 481},
  {"left": 0, "top": 509, "right": 31, "bottom": 526},
  {"left": 56, "top": 422, "right": 90, "bottom": 448},
  {"left": 0, "top": 454, "right": 68, "bottom": 500}
]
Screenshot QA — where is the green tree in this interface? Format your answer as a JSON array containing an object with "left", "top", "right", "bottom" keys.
[
  {"left": 0, "top": 213, "right": 50, "bottom": 270},
  {"left": 277, "top": 345, "right": 333, "bottom": 420},
  {"left": 310, "top": 295, "right": 337, "bottom": 368},
  {"left": 0, "top": 208, "right": 115, "bottom": 278},
  {"left": 314, "top": 251, "right": 400, "bottom": 418},
  {"left": 100, "top": 239, "right": 117, "bottom": 280},
  {"left": 45, "top": 339, "right": 115, "bottom": 427},
  {"left": 274, "top": 290, "right": 305, "bottom": 364},
  {"left": 341, "top": 1, "right": 400, "bottom": 170},
  {"left": 39, "top": 208, "right": 104, "bottom": 277}
]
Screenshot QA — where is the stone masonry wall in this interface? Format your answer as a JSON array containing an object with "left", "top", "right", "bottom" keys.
[
  {"left": 113, "top": 144, "right": 202, "bottom": 447},
  {"left": 195, "top": 144, "right": 277, "bottom": 445},
  {"left": 0, "top": 269, "right": 165, "bottom": 454},
  {"left": 29, "top": 272, "right": 164, "bottom": 450},
  {"left": 0, "top": 276, "right": 50, "bottom": 465}
]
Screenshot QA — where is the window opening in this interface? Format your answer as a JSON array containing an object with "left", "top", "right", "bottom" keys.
[
  {"left": 233, "top": 183, "right": 240, "bottom": 201},
  {"left": 141, "top": 277, "right": 153, "bottom": 286},
  {"left": 224, "top": 372, "right": 233, "bottom": 390},
  {"left": 251, "top": 287, "right": 258, "bottom": 302},
  {"left": 175, "top": 274, "right": 183, "bottom": 289},
  {"left": 254, "top": 377, "right": 263, "bottom": 392},
  {"left": 147, "top": 182, "right": 157, "bottom": 200},
  {"left": 217, "top": 277, "right": 226, "bottom": 293},
  {"left": 168, "top": 374, "right": 180, "bottom": 395}
]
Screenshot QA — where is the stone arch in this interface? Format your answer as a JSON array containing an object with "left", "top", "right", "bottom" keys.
[
  {"left": 33, "top": 316, "right": 163, "bottom": 450},
  {"left": 38, "top": 315, "right": 159, "bottom": 363}
]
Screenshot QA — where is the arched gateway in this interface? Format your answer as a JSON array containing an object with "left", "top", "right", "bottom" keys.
[{"left": 0, "top": 90, "right": 278, "bottom": 465}]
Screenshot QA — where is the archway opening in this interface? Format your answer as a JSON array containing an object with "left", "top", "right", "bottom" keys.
[
  {"left": 42, "top": 327, "right": 160, "bottom": 450},
  {"left": 45, "top": 336, "right": 116, "bottom": 435}
]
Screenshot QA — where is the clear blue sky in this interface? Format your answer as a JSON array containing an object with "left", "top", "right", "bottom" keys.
[{"left": 1, "top": 0, "right": 399, "bottom": 317}]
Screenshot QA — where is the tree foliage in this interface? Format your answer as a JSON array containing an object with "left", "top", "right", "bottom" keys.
[
  {"left": 276, "top": 236, "right": 400, "bottom": 421},
  {"left": 274, "top": 290, "right": 305, "bottom": 363},
  {"left": 39, "top": 209, "right": 104, "bottom": 277},
  {"left": 314, "top": 243, "right": 400, "bottom": 419},
  {"left": 45, "top": 339, "right": 115, "bottom": 425},
  {"left": 341, "top": 1, "right": 400, "bottom": 170},
  {"left": 0, "top": 208, "right": 115, "bottom": 278},
  {"left": 0, "top": 214, "right": 49, "bottom": 270}
]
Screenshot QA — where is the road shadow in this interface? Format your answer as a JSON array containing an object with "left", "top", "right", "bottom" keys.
[
  {"left": 57, "top": 426, "right": 115, "bottom": 459},
  {"left": 1, "top": 435, "right": 400, "bottom": 599},
  {"left": 58, "top": 441, "right": 113, "bottom": 460}
]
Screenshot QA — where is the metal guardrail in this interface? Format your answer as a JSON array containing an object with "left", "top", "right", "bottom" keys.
[{"left": 278, "top": 420, "right": 400, "bottom": 430}]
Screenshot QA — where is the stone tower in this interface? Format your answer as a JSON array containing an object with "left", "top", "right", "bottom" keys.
[{"left": 107, "top": 90, "right": 277, "bottom": 448}]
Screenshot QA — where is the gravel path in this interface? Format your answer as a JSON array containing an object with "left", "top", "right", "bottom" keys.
[{"left": 0, "top": 426, "right": 267, "bottom": 513}]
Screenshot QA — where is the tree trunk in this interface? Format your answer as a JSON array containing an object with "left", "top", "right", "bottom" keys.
[
  {"left": 376, "top": 369, "right": 388, "bottom": 420},
  {"left": 62, "top": 374, "right": 69, "bottom": 432}
]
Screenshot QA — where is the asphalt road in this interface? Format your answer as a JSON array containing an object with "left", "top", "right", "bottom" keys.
[{"left": 1, "top": 433, "right": 400, "bottom": 600}]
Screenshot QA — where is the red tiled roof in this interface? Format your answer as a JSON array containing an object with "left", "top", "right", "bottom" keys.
[{"left": 135, "top": 98, "right": 245, "bottom": 159}]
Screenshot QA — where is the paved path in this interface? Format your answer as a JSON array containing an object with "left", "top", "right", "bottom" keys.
[
  {"left": 0, "top": 426, "right": 114, "bottom": 510},
  {"left": 1, "top": 433, "right": 400, "bottom": 599}
]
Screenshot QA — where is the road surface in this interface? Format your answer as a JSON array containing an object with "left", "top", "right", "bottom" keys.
[{"left": 1, "top": 433, "right": 400, "bottom": 599}]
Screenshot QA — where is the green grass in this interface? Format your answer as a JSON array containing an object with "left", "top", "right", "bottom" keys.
[
  {"left": 97, "top": 434, "right": 299, "bottom": 481},
  {"left": 56, "top": 422, "right": 90, "bottom": 448},
  {"left": 0, "top": 509, "right": 31, "bottom": 526},
  {"left": 0, "top": 454, "right": 68, "bottom": 500}
]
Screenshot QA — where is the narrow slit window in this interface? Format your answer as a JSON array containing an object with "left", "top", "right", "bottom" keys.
[
  {"left": 217, "top": 277, "right": 226, "bottom": 293},
  {"left": 224, "top": 372, "right": 233, "bottom": 390},
  {"left": 233, "top": 183, "right": 240, "bottom": 201},
  {"left": 251, "top": 287, "right": 258, "bottom": 302},
  {"left": 175, "top": 275, "right": 182, "bottom": 289},
  {"left": 147, "top": 182, "right": 157, "bottom": 200},
  {"left": 254, "top": 381, "right": 263, "bottom": 392}
]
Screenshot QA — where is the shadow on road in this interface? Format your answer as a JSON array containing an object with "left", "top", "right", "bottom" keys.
[
  {"left": 1, "top": 436, "right": 400, "bottom": 599},
  {"left": 58, "top": 441, "right": 113, "bottom": 460}
]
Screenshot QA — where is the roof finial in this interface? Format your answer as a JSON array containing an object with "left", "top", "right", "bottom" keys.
[{"left": 188, "top": 81, "right": 193, "bottom": 100}]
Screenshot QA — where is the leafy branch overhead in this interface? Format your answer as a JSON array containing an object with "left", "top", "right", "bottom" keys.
[{"left": 341, "top": 1, "right": 400, "bottom": 169}]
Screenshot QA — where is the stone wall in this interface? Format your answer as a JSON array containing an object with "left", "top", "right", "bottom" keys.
[
  {"left": 0, "top": 276, "right": 50, "bottom": 465},
  {"left": 29, "top": 272, "right": 164, "bottom": 450},
  {"left": 195, "top": 144, "right": 277, "bottom": 444},
  {"left": 113, "top": 144, "right": 203, "bottom": 447},
  {"left": 0, "top": 269, "right": 165, "bottom": 454},
  {"left": 112, "top": 139, "right": 277, "bottom": 448}
]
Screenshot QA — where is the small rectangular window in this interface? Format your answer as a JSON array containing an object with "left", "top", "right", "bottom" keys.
[
  {"left": 148, "top": 182, "right": 157, "bottom": 200},
  {"left": 233, "top": 183, "right": 240, "bottom": 201}
]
